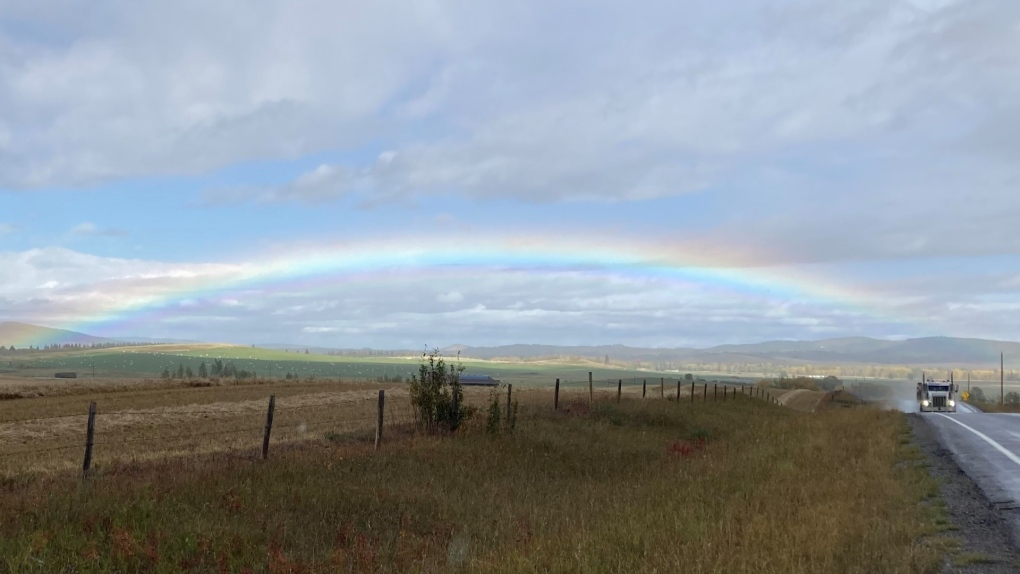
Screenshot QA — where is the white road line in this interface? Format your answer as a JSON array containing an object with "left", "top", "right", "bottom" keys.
[{"left": 935, "top": 413, "right": 1020, "bottom": 468}]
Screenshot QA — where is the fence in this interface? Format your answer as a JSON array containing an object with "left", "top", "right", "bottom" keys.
[{"left": 0, "top": 374, "right": 780, "bottom": 478}]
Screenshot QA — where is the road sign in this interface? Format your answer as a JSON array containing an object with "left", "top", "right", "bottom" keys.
[{"left": 962, "top": 391, "right": 970, "bottom": 401}]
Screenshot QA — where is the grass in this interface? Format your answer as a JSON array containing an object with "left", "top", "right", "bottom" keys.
[
  {"left": 0, "top": 393, "right": 952, "bottom": 573},
  {"left": 963, "top": 401, "right": 1020, "bottom": 413},
  {"left": 951, "top": 552, "right": 999, "bottom": 566}
]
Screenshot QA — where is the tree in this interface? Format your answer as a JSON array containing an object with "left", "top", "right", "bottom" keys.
[
  {"left": 819, "top": 376, "right": 842, "bottom": 391},
  {"left": 684, "top": 373, "right": 693, "bottom": 381},
  {"left": 161, "top": 367, "right": 171, "bottom": 379},
  {"left": 1006, "top": 392, "right": 1020, "bottom": 406},
  {"left": 177, "top": 364, "right": 185, "bottom": 379},
  {"left": 970, "top": 387, "right": 987, "bottom": 403},
  {"left": 185, "top": 366, "right": 194, "bottom": 379},
  {"left": 198, "top": 362, "right": 208, "bottom": 378}
]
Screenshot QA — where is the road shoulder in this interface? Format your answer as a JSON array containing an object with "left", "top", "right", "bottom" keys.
[{"left": 910, "top": 414, "right": 1020, "bottom": 573}]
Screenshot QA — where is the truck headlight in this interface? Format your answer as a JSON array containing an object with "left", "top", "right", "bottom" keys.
[
  {"left": 949, "top": 400, "right": 956, "bottom": 407},
  {"left": 922, "top": 400, "right": 930, "bottom": 407}
]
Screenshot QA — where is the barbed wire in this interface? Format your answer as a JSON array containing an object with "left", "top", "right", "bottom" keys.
[
  {"left": 0, "top": 443, "right": 81, "bottom": 459},
  {"left": 0, "top": 412, "right": 92, "bottom": 425},
  {"left": 0, "top": 397, "right": 385, "bottom": 425}
]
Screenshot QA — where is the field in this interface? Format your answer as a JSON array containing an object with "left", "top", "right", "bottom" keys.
[
  {"left": 0, "top": 385, "right": 956, "bottom": 573},
  {"left": 0, "top": 372, "right": 767, "bottom": 476},
  {"left": 0, "top": 344, "right": 765, "bottom": 388}
]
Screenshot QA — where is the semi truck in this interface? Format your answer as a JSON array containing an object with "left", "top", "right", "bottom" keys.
[{"left": 916, "top": 375, "right": 958, "bottom": 413}]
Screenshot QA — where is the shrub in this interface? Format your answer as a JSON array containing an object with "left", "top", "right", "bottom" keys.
[
  {"left": 759, "top": 377, "right": 821, "bottom": 391},
  {"left": 1006, "top": 392, "right": 1020, "bottom": 406},
  {"left": 970, "top": 387, "right": 987, "bottom": 403},
  {"left": 409, "top": 348, "right": 470, "bottom": 433}
]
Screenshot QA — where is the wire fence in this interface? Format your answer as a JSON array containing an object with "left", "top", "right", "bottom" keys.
[{"left": 0, "top": 376, "right": 779, "bottom": 477}]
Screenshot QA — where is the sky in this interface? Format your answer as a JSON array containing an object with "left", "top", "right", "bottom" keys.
[{"left": 1, "top": 0, "right": 1019, "bottom": 349}]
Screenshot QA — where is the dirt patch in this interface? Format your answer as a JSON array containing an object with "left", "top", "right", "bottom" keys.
[{"left": 910, "top": 415, "right": 1020, "bottom": 573}]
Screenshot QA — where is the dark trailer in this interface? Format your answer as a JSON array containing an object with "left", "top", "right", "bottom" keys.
[{"left": 459, "top": 374, "right": 500, "bottom": 387}]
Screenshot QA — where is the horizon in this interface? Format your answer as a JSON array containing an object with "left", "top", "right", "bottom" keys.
[
  {"left": 2, "top": 321, "right": 1016, "bottom": 353},
  {"left": 2, "top": 2, "right": 1019, "bottom": 347}
]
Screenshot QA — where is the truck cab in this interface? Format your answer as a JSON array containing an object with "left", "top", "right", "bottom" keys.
[{"left": 918, "top": 379, "right": 957, "bottom": 413}]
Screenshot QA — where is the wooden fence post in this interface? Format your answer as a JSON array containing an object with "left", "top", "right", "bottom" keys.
[
  {"left": 507, "top": 384, "right": 513, "bottom": 419},
  {"left": 703, "top": 384, "right": 707, "bottom": 401},
  {"left": 554, "top": 379, "right": 560, "bottom": 411},
  {"left": 451, "top": 385, "right": 460, "bottom": 431},
  {"left": 375, "top": 390, "right": 386, "bottom": 448},
  {"left": 676, "top": 380, "right": 681, "bottom": 402},
  {"left": 691, "top": 382, "right": 695, "bottom": 403},
  {"left": 714, "top": 384, "right": 718, "bottom": 401},
  {"left": 262, "top": 395, "right": 275, "bottom": 460},
  {"left": 643, "top": 380, "right": 647, "bottom": 398},
  {"left": 660, "top": 377, "right": 664, "bottom": 399},
  {"left": 722, "top": 386, "right": 727, "bottom": 401},
  {"left": 617, "top": 380, "right": 622, "bottom": 402},
  {"left": 82, "top": 401, "right": 97, "bottom": 480},
  {"left": 589, "top": 372, "right": 593, "bottom": 406}
]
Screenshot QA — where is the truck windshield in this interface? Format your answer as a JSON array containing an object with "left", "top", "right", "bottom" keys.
[{"left": 928, "top": 385, "right": 949, "bottom": 392}]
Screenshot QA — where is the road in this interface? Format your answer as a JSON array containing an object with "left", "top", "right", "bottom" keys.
[{"left": 922, "top": 402, "right": 1020, "bottom": 512}]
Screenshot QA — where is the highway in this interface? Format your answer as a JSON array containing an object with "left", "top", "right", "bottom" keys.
[{"left": 922, "top": 403, "right": 1020, "bottom": 511}]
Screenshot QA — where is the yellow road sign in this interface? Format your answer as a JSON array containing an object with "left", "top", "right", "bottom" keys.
[{"left": 962, "top": 392, "right": 970, "bottom": 401}]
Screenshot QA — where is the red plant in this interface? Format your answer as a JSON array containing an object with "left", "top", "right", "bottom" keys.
[
  {"left": 669, "top": 437, "right": 708, "bottom": 457},
  {"left": 111, "top": 528, "right": 140, "bottom": 560}
]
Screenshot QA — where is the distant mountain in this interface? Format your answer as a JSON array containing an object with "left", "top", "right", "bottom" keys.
[
  {"left": 0, "top": 322, "right": 199, "bottom": 348},
  {"left": 0, "top": 322, "right": 114, "bottom": 347},
  {"left": 451, "top": 336, "right": 1020, "bottom": 367},
  {"left": 4, "top": 322, "right": 1020, "bottom": 367}
]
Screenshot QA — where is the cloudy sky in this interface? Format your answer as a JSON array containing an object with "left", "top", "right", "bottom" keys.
[{"left": 1, "top": 0, "right": 1018, "bottom": 348}]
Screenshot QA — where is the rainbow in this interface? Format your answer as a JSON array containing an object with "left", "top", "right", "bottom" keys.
[{"left": 14, "top": 232, "right": 894, "bottom": 344}]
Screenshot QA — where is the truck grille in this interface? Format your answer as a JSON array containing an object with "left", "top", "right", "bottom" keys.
[{"left": 933, "top": 396, "right": 947, "bottom": 408}]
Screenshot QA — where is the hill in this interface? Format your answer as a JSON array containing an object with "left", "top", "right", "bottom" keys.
[
  {"left": 451, "top": 336, "right": 1020, "bottom": 367},
  {"left": 4, "top": 322, "right": 1020, "bottom": 368},
  {"left": 0, "top": 322, "right": 114, "bottom": 348}
]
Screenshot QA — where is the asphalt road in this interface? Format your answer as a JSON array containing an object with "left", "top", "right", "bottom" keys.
[{"left": 921, "top": 403, "right": 1020, "bottom": 512}]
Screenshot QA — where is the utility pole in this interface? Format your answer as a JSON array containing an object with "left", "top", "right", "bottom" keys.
[{"left": 1002, "top": 352, "right": 1005, "bottom": 405}]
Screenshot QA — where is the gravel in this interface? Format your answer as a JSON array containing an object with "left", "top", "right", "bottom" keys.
[{"left": 909, "top": 414, "right": 1020, "bottom": 573}]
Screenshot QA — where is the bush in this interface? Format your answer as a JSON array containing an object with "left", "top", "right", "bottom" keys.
[
  {"left": 818, "top": 376, "right": 843, "bottom": 391},
  {"left": 409, "top": 348, "right": 471, "bottom": 433},
  {"left": 970, "top": 387, "right": 987, "bottom": 403},
  {"left": 758, "top": 377, "right": 820, "bottom": 391},
  {"left": 1006, "top": 392, "right": 1020, "bottom": 406}
]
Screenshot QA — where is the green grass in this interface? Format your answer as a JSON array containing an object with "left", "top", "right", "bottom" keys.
[
  {"left": 0, "top": 396, "right": 951, "bottom": 573},
  {"left": 951, "top": 552, "right": 999, "bottom": 566}
]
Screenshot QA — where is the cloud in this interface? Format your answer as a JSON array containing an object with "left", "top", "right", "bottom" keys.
[
  {"left": 2, "top": 243, "right": 1020, "bottom": 347},
  {"left": 0, "top": 223, "right": 19, "bottom": 234},
  {"left": 1, "top": 0, "right": 1015, "bottom": 210},
  {"left": 70, "top": 222, "right": 128, "bottom": 237}
]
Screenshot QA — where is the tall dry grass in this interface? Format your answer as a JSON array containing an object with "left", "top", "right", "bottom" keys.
[{"left": 0, "top": 395, "right": 950, "bottom": 573}]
